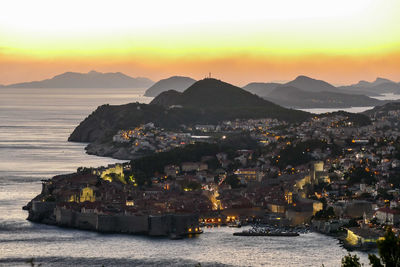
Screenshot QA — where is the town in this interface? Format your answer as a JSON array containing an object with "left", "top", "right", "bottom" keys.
[{"left": 26, "top": 105, "right": 400, "bottom": 246}]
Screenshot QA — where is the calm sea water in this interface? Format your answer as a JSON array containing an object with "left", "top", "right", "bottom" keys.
[
  {"left": 299, "top": 93, "right": 400, "bottom": 114},
  {"left": 0, "top": 88, "right": 371, "bottom": 266},
  {"left": 371, "top": 93, "right": 400, "bottom": 101},
  {"left": 299, "top": 106, "right": 375, "bottom": 114}
]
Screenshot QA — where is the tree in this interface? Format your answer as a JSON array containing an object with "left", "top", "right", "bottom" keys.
[
  {"left": 205, "top": 157, "right": 221, "bottom": 170},
  {"left": 185, "top": 181, "right": 201, "bottom": 191},
  {"left": 342, "top": 253, "right": 362, "bottom": 267},
  {"left": 314, "top": 206, "right": 335, "bottom": 220},
  {"left": 368, "top": 227, "right": 400, "bottom": 267},
  {"left": 224, "top": 174, "right": 241, "bottom": 189},
  {"left": 344, "top": 167, "right": 376, "bottom": 185},
  {"left": 342, "top": 228, "right": 400, "bottom": 267},
  {"left": 134, "top": 170, "right": 149, "bottom": 186}
]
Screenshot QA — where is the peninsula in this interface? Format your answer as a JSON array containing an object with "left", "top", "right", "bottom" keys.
[
  {"left": 26, "top": 100, "right": 400, "bottom": 245},
  {"left": 26, "top": 74, "right": 400, "bottom": 245}
]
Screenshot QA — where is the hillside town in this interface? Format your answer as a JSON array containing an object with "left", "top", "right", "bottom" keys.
[{"left": 27, "top": 106, "right": 400, "bottom": 246}]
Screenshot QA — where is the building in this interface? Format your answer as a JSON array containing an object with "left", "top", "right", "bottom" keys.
[
  {"left": 234, "top": 169, "right": 262, "bottom": 183},
  {"left": 100, "top": 164, "right": 125, "bottom": 183},
  {"left": 345, "top": 227, "right": 384, "bottom": 247},
  {"left": 79, "top": 186, "right": 96, "bottom": 203},
  {"left": 181, "top": 162, "right": 208, "bottom": 172},
  {"left": 375, "top": 207, "right": 400, "bottom": 225},
  {"left": 164, "top": 165, "right": 180, "bottom": 178}
]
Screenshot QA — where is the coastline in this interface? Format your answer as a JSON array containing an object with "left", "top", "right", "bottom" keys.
[{"left": 24, "top": 199, "right": 202, "bottom": 239}]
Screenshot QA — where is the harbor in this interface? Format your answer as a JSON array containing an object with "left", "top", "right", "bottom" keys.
[{"left": 232, "top": 224, "right": 309, "bottom": 237}]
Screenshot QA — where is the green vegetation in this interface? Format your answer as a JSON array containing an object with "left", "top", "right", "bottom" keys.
[
  {"left": 344, "top": 167, "right": 376, "bottom": 185},
  {"left": 224, "top": 174, "right": 241, "bottom": 189},
  {"left": 130, "top": 134, "right": 259, "bottom": 182},
  {"left": 368, "top": 228, "right": 400, "bottom": 267},
  {"left": 318, "top": 111, "right": 371, "bottom": 127},
  {"left": 314, "top": 207, "right": 335, "bottom": 220},
  {"left": 182, "top": 180, "right": 202, "bottom": 191},
  {"left": 388, "top": 173, "right": 400, "bottom": 188},
  {"left": 272, "top": 139, "right": 338, "bottom": 169},
  {"left": 341, "top": 228, "right": 400, "bottom": 267},
  {"left": 70, "top": 79, "right": 311, "bottom": 142},
  {"left": 341, "top": 253, "right": 362, "bottom": 267}
]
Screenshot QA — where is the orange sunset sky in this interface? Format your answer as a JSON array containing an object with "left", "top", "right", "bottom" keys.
[{"left": 1, "top": 0, "right": 399, "bottom": 86}]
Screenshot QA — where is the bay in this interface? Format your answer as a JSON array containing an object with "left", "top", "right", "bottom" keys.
[{"left": 0, "top": 88, "right": 370, "bottom": 266}]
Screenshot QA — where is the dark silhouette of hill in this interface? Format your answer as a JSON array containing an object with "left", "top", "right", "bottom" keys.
[
  {"left": 69, "top": 78, "right": 310, "bottom": 143},
  {"left": 150, "top": 78, "right": 311, "bottom": 115},
  {"left": 144, "top": 76, "right": 196, "bottom": 97},
  {"left": 152, "top": 78, "right": 269, "bottom": 108},
  {"left": 361, "top": 77, "right": 395, "bottom": 87},
  {"left": 241, "top": 76, "right": 385, "bottom": 108},
  {"left": 363, "top": 101, "right": 400, "bottom": 117},
  {"left": 3, "top": 71, "right": 153, "bottom": 89},
  {"left": 338, "top": 77, "right": 400, "bottom": 96},
  {"left": 242, "top": 82, "right": 280, "bottom": 97},
  {"left": 149, "top": 90, "right": 182, "bottom": 107},
  {"left": 242, "top": 76, "right": 400, "bottom": 98},
  {"left": 265, "top": 86, "right": 384, "bottom": 108},
  {"left": 284, "top": 75, "right": 337, "bottom": 92}
]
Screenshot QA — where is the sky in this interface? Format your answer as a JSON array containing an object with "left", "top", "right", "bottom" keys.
[{"left": 0, "top": 0, "right": 399, "bottom": 86}]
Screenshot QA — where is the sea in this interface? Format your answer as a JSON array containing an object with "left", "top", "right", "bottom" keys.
[
  {"left": 300, "top": 93, "right": 400, "bottom": 114},
  {"left": 0, "top": 88, "right": 384, "bottom": 267}
]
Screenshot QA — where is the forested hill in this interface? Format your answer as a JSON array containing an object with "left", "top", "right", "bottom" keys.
[
  {"left": 150, "top": 78, "right": 310, "bottom": 120},
  {"left": 69, "top": 78, "right": 311, "bottom": 143}
]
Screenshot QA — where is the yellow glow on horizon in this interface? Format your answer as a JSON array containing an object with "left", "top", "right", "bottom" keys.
[
  {"left": 1, "top": 0, "right": 400, "bottom": 56},
  {"left": 1, "top": 0, "right": 400, "bottom": 84}
]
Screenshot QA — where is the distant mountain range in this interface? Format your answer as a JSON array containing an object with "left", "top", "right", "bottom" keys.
[
  {"left": 242, "top": 75, "right": 394, "bottom": 108},
  {"left": 2, "top": 71, "right": 398, "bottom": 109},
  {"left": 0, "top": 71, "right": 154, "bottom": 89},
  {"left": 69, "top": 78, "right": 310, "bottom": 143},
  {"left": 266, "top": 86, "right": 382, "bottom": 109},
  {"left": 144, "top": 76, "right": 196, "bottom": 97},
  {"left": 242, "top": 82, "right": 280, "bottom": 96},
  {"left": 337, "top": 78, "right": 400, "bottom": 96},
  {"left": 151, "top": 78, "right": 270, "bottom": 108}
]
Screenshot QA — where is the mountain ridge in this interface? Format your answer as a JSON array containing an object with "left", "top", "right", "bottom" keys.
[
  {"left": 144, "top": 76, "right": 196, "bottom": 97},
  {"left": 1, "top": 71, "right": 154, "bottom": 89},
  {"left": 241, "top": 76, "right": 386, "bottom": 108},
  {"left": 70, "top": 78, "right": 311, "bottom": 143},
  {"left": 265, "top": 86, "right": 384, "bottom": 108}
]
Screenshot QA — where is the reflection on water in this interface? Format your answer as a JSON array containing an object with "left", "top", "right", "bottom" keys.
[{"left": 0, "top": 88, "right": 370, "bottom": 266}]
